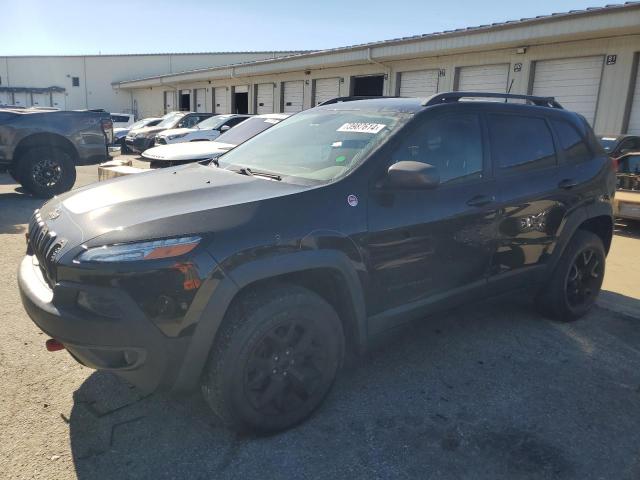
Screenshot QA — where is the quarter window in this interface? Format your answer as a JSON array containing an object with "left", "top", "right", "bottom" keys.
[
  {"left": 488, "top": 114, "right": 556, "bottom": 171},
  {"left": 391, "top": 113, "right": 484, "bottom": 184},
  {"left": 552, "top": 119, "right": 590, "bottom": 163}
]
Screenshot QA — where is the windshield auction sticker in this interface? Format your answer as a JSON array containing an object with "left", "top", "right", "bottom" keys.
[{"left": 337, "top": 123, "right": 386, "bottom": 134}]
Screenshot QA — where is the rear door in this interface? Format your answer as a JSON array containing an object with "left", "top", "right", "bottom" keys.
[{"left": 366, "top": 108, "right": 498, "bottom": 331}]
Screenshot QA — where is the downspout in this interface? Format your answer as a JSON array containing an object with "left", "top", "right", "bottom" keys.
[{"left": 367, "top": 47, "right": 391, "bottom": 95}]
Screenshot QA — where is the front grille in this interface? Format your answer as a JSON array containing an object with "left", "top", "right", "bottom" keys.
[{"left": 27, "top": 211, "right": 61, "bottom": 288}]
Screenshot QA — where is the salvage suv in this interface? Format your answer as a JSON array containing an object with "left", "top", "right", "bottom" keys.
[{"left": 18, "top": 93, "right": 615, "bottom": 433}]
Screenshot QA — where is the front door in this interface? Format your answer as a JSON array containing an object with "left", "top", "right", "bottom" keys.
[{"left": 366, "top": 109, "right": 498, "bottom": 332}]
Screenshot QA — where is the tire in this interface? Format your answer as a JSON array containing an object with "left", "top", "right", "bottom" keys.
[
  {"left": 19, "top": 146, "right": 76, "bottom": 198},
  {"left": 536, "top": 230, "right": 606, "bottom": 322},
  {"left": 201, "top": 284, "right": 345, "bottom": 433},
  {"left": 120, "top": 138, "right": 130, "bottom": 154}
]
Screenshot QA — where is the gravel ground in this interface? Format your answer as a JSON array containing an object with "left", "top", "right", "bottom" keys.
[{"left": 1, "top": 163, "right": 639, "bottom": 479}]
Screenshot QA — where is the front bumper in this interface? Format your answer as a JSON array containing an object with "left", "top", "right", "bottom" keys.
[
  {"left": 18, "top": 255, "right": 188, "bottom": 393},
  {"left": 126, "top": 136, "right": 155, "bottom": 154}
]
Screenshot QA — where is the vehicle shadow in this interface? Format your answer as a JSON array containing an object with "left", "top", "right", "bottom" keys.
[
  {"left": 0, "top": 189, "right": 43, "bottom": 234},
  {"left": 68, "top": 295, "right": 640, "bottom": 480}
]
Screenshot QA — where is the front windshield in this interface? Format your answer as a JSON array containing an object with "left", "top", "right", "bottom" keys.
[
  {"left": 218, "top": 109, "right": 405, "bottom": 182},
  {"left": 196, "top": 115, "right": 231, "bottom": 130},
  {"left": 130, "top": 118, "right": 154, "bottom": 130},
  {"left": 215, "top": 117, "right": 281, "bottom": 145},
  {"left": 156, "top": 112, "right": 183, "bottom": 128},
  {"left": 599, "top": 137, "right": 618, "bottom": 152}
]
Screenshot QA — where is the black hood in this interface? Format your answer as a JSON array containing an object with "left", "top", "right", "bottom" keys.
[{"left": 39, "top": 163, "right": 308, "bottom": 258}]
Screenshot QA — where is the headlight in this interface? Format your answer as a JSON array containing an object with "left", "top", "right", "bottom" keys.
[
  {"left": 168, "top": 133, "right": 188, "bottom": 140},
  {"left": 75, "top": 236, "right": 201, "bottom": 263}
]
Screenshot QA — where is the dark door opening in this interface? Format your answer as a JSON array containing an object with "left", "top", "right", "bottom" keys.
[
  {"left": 352, "top": 75, "right": 384, "bottom": 96},
  {"left": 179, "top": 92, "right": 191, "bottom": 111},
  {"left": 234, "top": 92, "right": 249, "bottom": 114}
]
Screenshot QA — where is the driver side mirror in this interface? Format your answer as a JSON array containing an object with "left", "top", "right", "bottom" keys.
[
  {"left": 219, "top": 125, "right": 231, "bottom": 132},
  {"left": 384, "top": 161, "right": 440, "bottom": 189}
]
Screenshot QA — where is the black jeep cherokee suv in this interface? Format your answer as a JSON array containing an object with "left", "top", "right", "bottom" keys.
[{"left": 18, "top": 92, "right": 616, "bottom": 432}]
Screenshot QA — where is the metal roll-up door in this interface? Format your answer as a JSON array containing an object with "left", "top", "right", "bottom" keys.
[
  {"left": 51, "top": 92, "right": 65, "bottom": 110},
  {"left": 31, "top": 92, "right": 50, "bottom": 107},
  {"left": 12, "top": 91, "right": 28, "bottom": 107},
  {"left": 194, "top": 88, "right": 207, "bottom": 112},
  {"left": 314, "top": 78, "right": 340, "bottom": 105},
  {"left": 256, "top": 83, "right": 274, "bottom": 114},
  {"left": 282, "top": 81, "right": 304, "bottom": 113},
  {"left": 532, "top": 56, "right": 604, "bottom": 126},
  {"left": 626, "top": 66, "right": 640, "bottom": 134},
  {"left": 399, "top": 69, "right": 439, "bottom": 97},
  {"left": 457, "top": 64, "right": 509, "bottom": 93},
  {"left": 0, "top": 91, "right": 13, "bottom": 105},
  {"left": 214, "top": 87, "right": 228, "bottom": 114},
  {"left": 164, "top": 90, "right": 175, "bottom": 113}
]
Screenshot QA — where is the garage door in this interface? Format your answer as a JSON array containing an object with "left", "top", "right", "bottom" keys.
[
  {"left": 532, "top": 56, "right": 604, "bottom": 125},
  {"left": 12, "top": 91, "right": 28, "bottom": 107},
  {"left": 627, "top": 67, "right": 640, "bottom": 135},
  {"left": 214, "top": 87, "right": 228, "bottom": 114},
  {"left": 51, "top": 92, "right": 65, "bottom": 110},
  {"left": 457, "top": 64, "right": 509, "bottom": 93},
  {"left": 0, "top": 91, "right": 12, "bottom": 105},
  {"left": 164, "top": 91, "right": 175, "bottom": 113},
  {"left": 31, "top": 92, "right": 50, "bottom": 107},
  {"left": 194, "top": 88, "right": 207, "bottom": 113},
  {"left": 283, "top": 81, "right": 304, "bottom": 113},
  {"left": 314, "top": 77, "right": 340, "bottom": 105},
  {"left": 399, "top": 69, "right": 439, "bottom": 97},
  {"left": 256, "top": 83, "right": 274, "bottom": 114}
]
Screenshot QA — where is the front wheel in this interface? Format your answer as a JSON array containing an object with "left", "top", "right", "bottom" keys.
[
  {"left": 537, "top": 230, "right": 605, "bottom": 322},
  {"left": 201, "top": 284, "right": 344, "bottom": 433},
  {"left": 19, "top": 146, "right": 76, "bottom": 198}
]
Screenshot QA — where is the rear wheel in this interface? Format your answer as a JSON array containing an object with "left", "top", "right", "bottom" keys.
[
  {"left": 19, "top": 146, "right": 76, "bottom": 198},
  {"left": 537, "top": 230, "right": 605, "bottom": 322},
  {"left": 201, "top": 284, "right": 344, "bottom": 432}
]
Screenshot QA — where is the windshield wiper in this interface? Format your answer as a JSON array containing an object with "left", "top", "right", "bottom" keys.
[{"left": 235, "top": 167, "right": 281, "bottom": 181}]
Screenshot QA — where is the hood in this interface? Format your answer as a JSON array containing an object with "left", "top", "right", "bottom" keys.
[
  {"left": 142, "top": 141, "right": 236, "bottom": 161},
  {"left": 39, "top": 162, "right": 308, "bottom": 257},
  {"left": 130, "top": 125, "right": 167, "bottom": 137},
  {"left": 114, "top": 127, "right": 129, "bottom": 134},
  {"left": 157, "top": 127, "right": 195, "bottom": 138}
]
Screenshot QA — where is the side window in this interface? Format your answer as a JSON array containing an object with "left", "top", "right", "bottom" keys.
[
  {"left": 391, "top": 113, "right": 484, "bottom": 184},
  {"left": 227, "top": 117, "right": 246, "bottom": 127},
  {"left": 619, "top": 138, "right": 640, "bottom": 155},
  {"left": 180, "top": 116, "right": 199, "bottom": 128},
  {"left": 551, "top": 119, "right": 590, "bottom": 163},
  {"left": 488, "top": 114, "right": 556, "bottom": 172},
  {"left": 111, "top": 115, "right": 129, "bottom": 123}
]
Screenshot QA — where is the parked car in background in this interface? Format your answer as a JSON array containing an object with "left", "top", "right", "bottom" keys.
[
  {"left": 111, "top": 113, "right": 135, "bottom": 128},
  {"left": 18, "top": 93, "right": 615, "bottom": 433},
  {"left": 613, "top": 152, "right": 640, "bottom": 221},
  {"left": 142, "top": 113, "right": 289, "bottom": 168},
  {"left": 0, "top": 107, "right": 112, "bottom": 197},
  {"left": 598, "top": 134, "right": 640, "bottom": 159},
  {"left": 155, "top": 114, "right": 250, "bottom": 145},
  {"left": 125, "top": 112, "right": 213, "bottom": 153},
  {"left": 114, "top": 117, "right": 162, "bottom": 153}
]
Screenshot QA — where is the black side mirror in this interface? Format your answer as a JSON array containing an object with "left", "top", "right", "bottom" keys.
[{"left": 385, "top": 161, "right": 440, "bottom": 189}]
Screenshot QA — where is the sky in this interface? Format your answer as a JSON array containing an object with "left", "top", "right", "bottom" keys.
[{"left": 0, "top": 0, "right": 622, "bottom": 56}]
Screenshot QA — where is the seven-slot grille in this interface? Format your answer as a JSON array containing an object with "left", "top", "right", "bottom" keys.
[{"left": 27, "top": 210, "right": 61, "bottom": 288}]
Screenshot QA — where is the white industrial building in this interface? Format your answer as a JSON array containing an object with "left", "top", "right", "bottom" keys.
[
  {"left": 0, "top": 51, "right": 303, "bottom": 113},
  {"left": 115, "top": 2, "right": 640, "bottom": 135}
]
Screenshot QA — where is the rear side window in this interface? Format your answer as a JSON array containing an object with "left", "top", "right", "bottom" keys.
[
  {"left": 111, "top": 115, "right": 130, "bottom": 123},
  {"left": 488, "top": 114, "right": 556, "bottom": 172},
  {"left": 552, "top": 120, "right": 590, "bottom": 163}
]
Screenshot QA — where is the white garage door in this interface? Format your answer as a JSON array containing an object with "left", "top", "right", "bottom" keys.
[
  {"left": 314, "top": 78, "right": 340, "bottom": 105},
  {"left": 399, "top": 69, "right": 439, "bottom": 97},
  {"left": 164, "top": 90, "right": 175, "bottom": 113},
  {"left": 12, "top": 91, "right": 28, "bottom": 107},
  {"left": 51, "top": 92, "right": 66, "bottom": 110},
  {"left": 532, "top": 56, "right": 604, "bottom": 125},
  {"left": 0, "top": 91, "right": 12, "bottom": 105},
  {"left": 283, "top": 81, "right": 304, "bottom": 113},
  {"left": 256, "top": 83, "right": 274, "bottom": 114},
  {"left": 31, "top": 92, "right": 50, "bottom": 107},
  {"left": 457, "top": 64, "right": 509, "bottom": 93},
  {"left": 194, "top": 88, "right": 207, "bottom": 112},
  {"left": 627, "top": 67, "right": 640, "bottom": 135},
  {"left": 214, "top": 87, "right": 228, "bottom": 114}
]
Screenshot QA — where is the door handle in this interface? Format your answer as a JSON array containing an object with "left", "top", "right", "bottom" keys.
[
  {"left": 466, "top": 195, "right": 495, "bottom": 207},
  {"left": 558, "top": 179, "right": 578, "bottom": 190}
]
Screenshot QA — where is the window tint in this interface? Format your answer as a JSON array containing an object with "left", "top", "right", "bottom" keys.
[
  {"left": 179, "top": 116, "right": 202, "bottom": 128},
  {"left": 488, "top": 114, "right": 555, "bottom": 171},
  {"left": 111, "top": 115, "right": 130, "bottom": 123},
  {"left": 391, "top": 113, "right": 483, "bottom": 184},
  {"left": 552, "top": 119, "right": 590, "bottom": 163},
  {"left": 618, "top": 156, "right": 640, "bottom": 174}
]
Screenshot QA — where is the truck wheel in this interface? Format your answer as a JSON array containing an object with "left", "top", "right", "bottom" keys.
[
  {"left": 20, "top": 146, "right": 76, "bottom": 198},
  {"left": 201, "top": 284, "right": 344, "bottom": 433},
  {"left": 536, "top": 230, "right": 605, "bottom": 322}
]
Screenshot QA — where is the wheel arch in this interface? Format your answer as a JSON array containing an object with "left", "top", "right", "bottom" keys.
[{"left": 13, "top": 133, "right": 79, "bottom": 166}]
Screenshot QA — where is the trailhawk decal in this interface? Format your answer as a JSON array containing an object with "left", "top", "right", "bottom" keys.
[{"left": 337, "top": 123, "right": 386, "bottom": 134}]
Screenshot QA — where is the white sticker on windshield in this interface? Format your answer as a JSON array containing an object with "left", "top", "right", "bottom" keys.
[
  {"left": 601, "top": 137, "right": 617, "bottom": 141},
  {"left": 264, "top": 119, "right": 280, "bottom": 124},
  {"left": 337, "top": 123, "right": 386, "bottom": 134}
]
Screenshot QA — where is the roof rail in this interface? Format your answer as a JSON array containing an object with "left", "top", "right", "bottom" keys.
[
  {"left": 422, "top": 92, "right": 563, "bottom": 109},
  {"left": 318, "top": 96, "right": 398, "bottom": 106}
]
